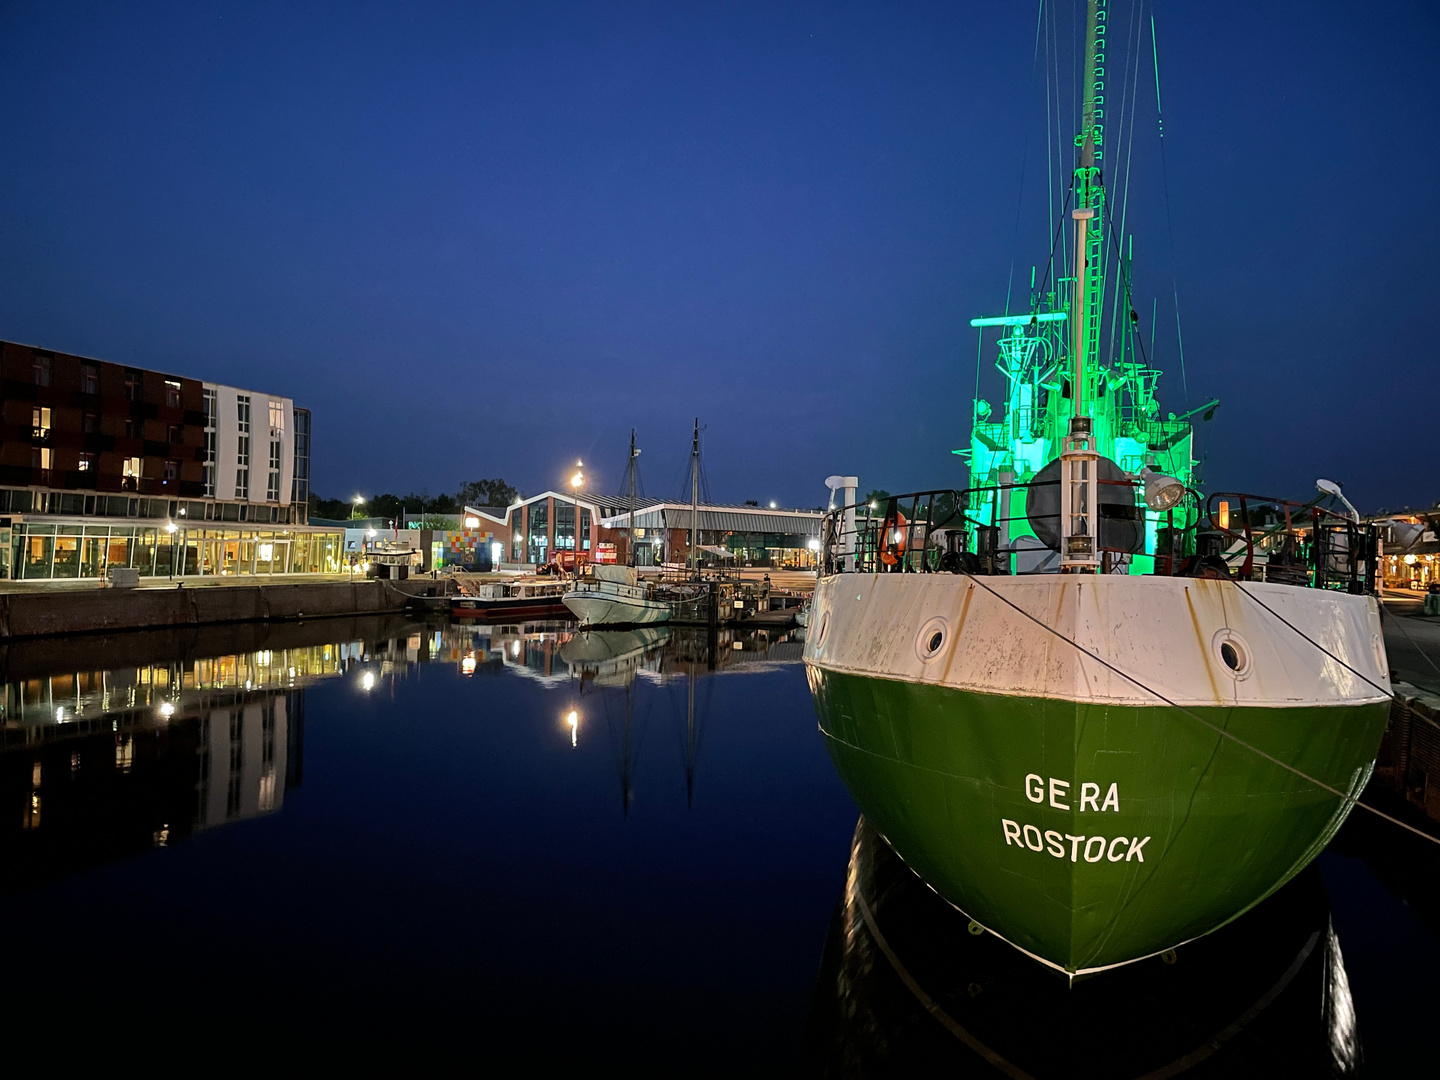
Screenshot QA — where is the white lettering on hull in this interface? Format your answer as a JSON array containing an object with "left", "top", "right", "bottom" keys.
[
  {"left": 1001, "top": 819, "right": 1150, "bottom": 862},
  {"left": 1024, "top": 773, "right": 1121, "bottom": 811}
]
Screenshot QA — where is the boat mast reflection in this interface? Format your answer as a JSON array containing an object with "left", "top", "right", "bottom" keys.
[{"left": 804, "top": 817, "right": 1362, "bottom": 1077}]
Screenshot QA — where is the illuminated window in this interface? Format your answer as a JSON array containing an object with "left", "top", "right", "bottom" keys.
[
  {"left": 123, "top": 456, "right": 142, "bottom": 479},
  {"left": 31, "top": 406, "right": 51, "bottom": 438},
  {"left": 236, "top": 395, "right": 251, "bottom": 499},
  {"left": 202, "top": 389, "right": 217, "bottom": 498},
  {"left": 165, "top": 379, "right": 182, "bottom": 408},
  {"left": 81, "top": 364, "right": 99, "bottom": 394},
  {"left": 78, "top": 453, "right": 95, "bottom": 473},
  {"left": 32, "top": 447, "right": 53, "bottom": 470}
]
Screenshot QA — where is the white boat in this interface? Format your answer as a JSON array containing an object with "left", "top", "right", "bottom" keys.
[{"left": 563, "top": 564, "right": 672, "bottom": 626}]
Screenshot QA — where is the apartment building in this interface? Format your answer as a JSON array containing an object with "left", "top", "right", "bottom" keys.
[{"left": 0, "top": 340, "right": 340, "bottom": 580}]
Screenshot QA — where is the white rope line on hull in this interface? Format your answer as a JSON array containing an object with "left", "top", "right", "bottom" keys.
[{"left": 949, "top": 572, "right": 1440, "bottom": 848}]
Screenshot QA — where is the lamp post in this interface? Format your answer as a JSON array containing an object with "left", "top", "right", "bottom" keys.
[
  {"left": 569, "top": 460, "right": 584, "bottom": 575},
  {"left": 352, "top": 495, "right": 365, "bottom": 520},
  {"left": 165, "top": 520, "right": 179, "bottom": 580}
]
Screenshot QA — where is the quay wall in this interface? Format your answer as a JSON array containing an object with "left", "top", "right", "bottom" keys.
[
  {"left": 0, "top": 581, "right": 429, "bottom": 640},
  {"left": 1376, "top": 683, "right": 1440, "bottom": 823}
]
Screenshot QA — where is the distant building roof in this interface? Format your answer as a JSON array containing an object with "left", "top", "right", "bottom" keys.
[{"left": 598, "top": 501, "right": 822, "bottom": 535}]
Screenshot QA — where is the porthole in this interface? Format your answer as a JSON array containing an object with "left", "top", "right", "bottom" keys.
[
  {"left": 1210, "top": 629, "right": 1252, "bottom": 680},
  {"left": 916, "top": 617, "right": 949, "bottom": 663}
]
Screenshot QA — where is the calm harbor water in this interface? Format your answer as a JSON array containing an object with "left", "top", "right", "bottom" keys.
[{"left": 1, "top": 615, "right": 1435, "bottom": 1073}]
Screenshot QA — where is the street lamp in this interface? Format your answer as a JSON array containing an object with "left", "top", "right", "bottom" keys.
[
  {"left": 165, "top": 520, "right": 178, "bottom": 579},
  {"left": 352, "top": 495, "right": 366, "bottom": 520},
  {"left": 569, "top": 460, "right": 584, "bottom": 573}
]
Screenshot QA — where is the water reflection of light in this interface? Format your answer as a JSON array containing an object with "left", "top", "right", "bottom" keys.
[
  {"left": 158, "top": 702, "right": 176, "bottom": 718},
  {"left": 511, "top": 640, "right": 521, "bottom": 658},
  {"left": 461, "top": 653, "right": 477, "bottom": 676},
  {"left": 1326, "top": 923, "right": 1361, "bottom": 1072},
  {"left": 566, "top": 709, "right": 578, "bottom": 747},
  {"left": 361, "top": 671, "right": 377, "bottom": 692},
  {"left": 54, "top": 706, "right": 65, "bottom": 722}
]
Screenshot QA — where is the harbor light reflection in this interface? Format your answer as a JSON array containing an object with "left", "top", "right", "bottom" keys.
[{"left": 566, "top": 708, "right": 579, "bottom": 747}]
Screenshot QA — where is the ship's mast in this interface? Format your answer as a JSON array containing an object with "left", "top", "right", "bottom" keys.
[
  {"left": 1071, "top": 0, "right": 1107, "bottom": 423},
  {"left": 688, "top": 419, "right": 700, "bottom": 574},
  {"left": 1057, "top": 0, "right": 1108, "bottom": 574},
  {"left": 627, "top": 428, "right": 639, "bottom": 567}
]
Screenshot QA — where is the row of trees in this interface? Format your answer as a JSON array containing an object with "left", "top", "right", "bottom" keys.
[{"left": 309, "top": 478, "right": 521, "bottom": 524}]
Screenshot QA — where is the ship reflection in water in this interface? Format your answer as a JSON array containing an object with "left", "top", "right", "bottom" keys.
[
  {"left": 804, "top": 818, "right": 1361, "bottom": 1077},
  {"left": 0, "top": 617, "right": 1432, "bottom": 1067}
]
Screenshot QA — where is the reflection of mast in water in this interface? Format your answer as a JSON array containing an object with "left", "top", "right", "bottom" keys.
[
  {"left": 685, "top": 659, "right": 696, "bottom": 808},
  {"left": 558, "top": 628, "right": 669, "bottom": 816}
]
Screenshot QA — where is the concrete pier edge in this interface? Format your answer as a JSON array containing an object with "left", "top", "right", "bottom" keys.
[{"left": 0, "top": 580, "right": 431, "bottom": 640}]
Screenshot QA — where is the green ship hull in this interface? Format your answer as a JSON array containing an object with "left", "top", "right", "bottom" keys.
[{"left": 808, "top": 667, "right": 1389, "bottom": 974}]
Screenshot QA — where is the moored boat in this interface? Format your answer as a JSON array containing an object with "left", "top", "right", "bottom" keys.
[
  {"left": 804, "top": 0, "right": 1392, "bottom": 978},
  {"left": 451, "top": 578, "right": 572, "bottom": 621},
  {"left": 562, "top": 563, "right": 672, "bottom": 626}
]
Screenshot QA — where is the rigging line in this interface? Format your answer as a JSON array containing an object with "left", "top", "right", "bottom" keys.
[
  {"left": 1149, "top": 9, "right": 1189, "bottom": 408},
  {"left": 1150, "top": 296, "right": 1157, "bottom": 363},
  {"left": 1101, "top": 197, "right": 1152, "bottom": 371},
  {"left": 970, "top": 328, "right": 985, "bottom": 482},
  {"left": 955, "top": 570, "right": 1440, "bottom": 848},
  {"left": 1379, "top": 596, "right": 1440, "bottom": 682},
  {"left": 1238, "top": 584, "right": 1440, "bottom": 734},
  {"left": 1053, "top": 0, "right": 1071, "bottom": 279},
  {"left": 1043, "top": 0, "right": 1054, "bottom": 265},
  {"left": 1005, "top": 0, "right": 1048, "bottom": 317},
  {"left": 1103, "top": 0, "right": 1138, "bottom": 364},
  {"left": 1108, "top": 0, "right": 1146, "bottom": 366},
  {"left": 1031, "top": 180, "right": 1074, "bottom": 318}
]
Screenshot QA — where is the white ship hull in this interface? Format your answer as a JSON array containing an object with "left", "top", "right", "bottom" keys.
[{"left": 563, "top": 585, "right": 671, "bottom": 626}]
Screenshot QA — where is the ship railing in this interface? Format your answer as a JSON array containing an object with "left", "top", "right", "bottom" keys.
[
  {"left": 821, "top": 489, "right": 982, "bottom": 576},
  {"left": 820, "top": 483, "right": 1375, "bottom": 593},
  {"left": 1199, "top": 492, "right": 1377, "bottom": 594}
]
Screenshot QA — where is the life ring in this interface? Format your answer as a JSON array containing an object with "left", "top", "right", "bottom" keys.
[{"left": 879, "top": 510, "right": 908, "bottom": 566}]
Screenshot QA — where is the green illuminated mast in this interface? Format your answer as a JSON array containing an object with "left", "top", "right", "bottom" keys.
[
  {"left": 1071, "top": 0, "right": 1105, "bottom": 423},
  {"left": 960, "top": 0, "right": 1204, "bottom": 575}
]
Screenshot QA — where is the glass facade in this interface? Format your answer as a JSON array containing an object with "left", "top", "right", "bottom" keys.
[
  {"left": 554, "top": 504, "right": 574, "bottom": 550},
  {"left": 526, "top": 502, "right": 548, "bottom": 563},
  {"left": 3, "top": 522, "right": 343, "bottom": 580}
]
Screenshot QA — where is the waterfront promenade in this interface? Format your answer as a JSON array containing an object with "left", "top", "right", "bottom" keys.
[{"left": 0, "top": 574, "right": 439, "bottom": 639}]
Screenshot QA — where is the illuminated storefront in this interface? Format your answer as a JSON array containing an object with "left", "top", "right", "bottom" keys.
[{"left": 5, "top": 520, "right": 343, "bottom": 580}]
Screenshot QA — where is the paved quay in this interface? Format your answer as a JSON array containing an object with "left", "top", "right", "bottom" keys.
[{"left": 0, "top": 574, "right": 442, "bottom": 640}]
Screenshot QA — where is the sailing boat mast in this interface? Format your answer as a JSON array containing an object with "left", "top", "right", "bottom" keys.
[
  {"left": 627, "top": 428, "right": 639, "bottom": 567},
  {"left": 688, "top": 419, "right": 699, "bottom": 575}
]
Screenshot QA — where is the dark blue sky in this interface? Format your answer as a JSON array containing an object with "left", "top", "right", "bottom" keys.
[{"left": 1, "top": 1, "right": 1435, "bottom": 510}]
